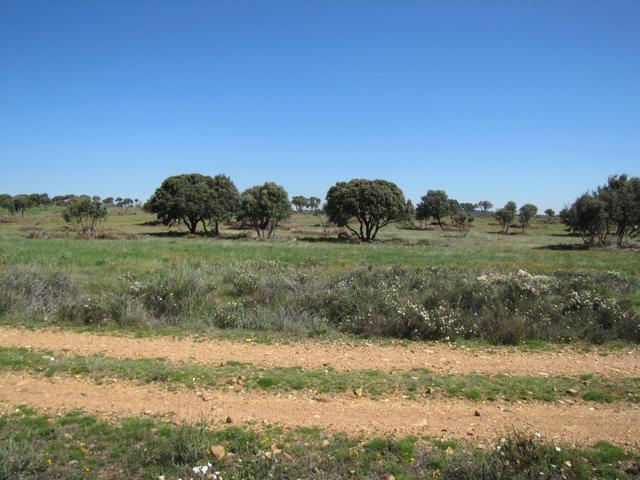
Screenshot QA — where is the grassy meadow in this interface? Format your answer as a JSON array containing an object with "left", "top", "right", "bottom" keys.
[{"left": 1, "top": 206, "right": 639, "bottom": 344}]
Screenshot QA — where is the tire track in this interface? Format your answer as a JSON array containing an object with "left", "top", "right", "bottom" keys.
[
  {"left": 1, "top": 372, "right": 639, "bottom": 447},
  {"left": 1, "top": 326, "right": 639, "bottom": 377}
]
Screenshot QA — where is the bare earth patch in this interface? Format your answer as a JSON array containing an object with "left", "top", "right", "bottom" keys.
[
  {"left": 2, "top": 326, "right": 639, "bottom": 377},
  {"left": 1, "top": 372, "right": 639, "bottom": 447}
]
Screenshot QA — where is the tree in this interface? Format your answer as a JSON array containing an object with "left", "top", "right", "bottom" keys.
[
  {"left": 308, "top": 196, "right": 322, "bottom": 213},
  {"left": 416, "top": 190, "right": 449, "bottom": 229},
  {"left": 460, "top": 202, "right": 475, "bottom": 216},
  {"left": 495, "top": 201, "right": 517, "bottom": 234},
  {"left": 28, "top": 193, "right": 50, "bottom": 207},
  {"left": 544, "top": 208, "right": 556, "bottom": 222},
  {"left": 454, "top": 212, "right": 474, "bottom": 238},
  {"left": 103, "top": 197, "right": 114, "bottom": 206},
  {"left": 447, "top": 198, "right": 460, "bottom": 223},
  {"left": 52, "top": 194, "right": 75, "bottom": 206},
  {"left": 205, "top": 174, "right": 240, "bottom": 235},
  {"left": 561, "top": 194, "right": 608, "bottom": 247},
  {"left": 477, "top": 200, "right": 493, "bottom": 213},
  {"left": 324, "top": 179, "right": 406, "bottom": 241},
  {"left": 238, "top": 182, "right": 291, "bottom": 238},
  {"left": 0, "top": 194, "right": 13, "bottom": 213},
  {"left": 145, "top": 173, "right": 215, "bottom": 234},
  {"left": 403, "top": 199, "right": 416, "bottom": 223},
  {"left": 11, "top": 195, "right": 34, "bottom": 218},
  {"left": 62, "top": 197, "right": 108, "bottom": 237},
  {"left": 597, "top": 174, "right": 640, "bottom": 246},
  {"left": 518, "top": 203, "right": 538, "bottom": 232},
  {"left": 291, "top": 196, "right": 308, "bottom": 212}
]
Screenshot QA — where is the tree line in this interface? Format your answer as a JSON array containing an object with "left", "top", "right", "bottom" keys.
[
  {"left": 4, "top": 173, "right": 637, "bottom": 246},
  {"left": 143, "top": 174, "right": 520, "bottom": 241},
  {"left": 0, "top": 193, "right": 141, "bottom": 217}
]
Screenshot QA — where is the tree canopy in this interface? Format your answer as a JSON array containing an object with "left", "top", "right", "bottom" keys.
[
  {"left": 324, "top": 179, "right": 406, "bottom": 241},
  {"left": 416, "top": 190, "right": 449, "bottom": 228},
  {"left": 495, "top": 201, "right": 517, "bottom": 234},
  {"left": 518, "top": 203, "right": 538, "bottom": 232},
  {"left": 238, "top": 182, "right": 291, "bottom": 238},
  {"left": 62, "top": 197, "right": 108, "bottom": 237},
  {"left": 144, "top": 173, "right": 239, "bottom": 235}
]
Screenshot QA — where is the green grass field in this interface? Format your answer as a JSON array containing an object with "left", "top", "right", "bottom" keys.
[
  {"left": 1, "top": 206, "right": 638, "bottom": 276},
  {"left": 1, "top": 207, "right": 639, "bottom": 344}
]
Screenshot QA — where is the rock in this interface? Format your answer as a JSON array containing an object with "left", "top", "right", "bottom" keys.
[
  {"left": 225, "top": 416, "right": 233, "bottom": 424},
  {"left": 209, "top": 445, "right": 225, "bottom": 459},
  {"left": 566, "top": 388, "right": 578, "bottom": 395},
  {"left": 157, "top": 476, "right": 166, "bottom": 480},
  {"left": 474, "top": 410, "right": 481, "bottom": 417},
  {"left": 144, "top": 410, "right": 152, "bottom": 416},
  {"left": 354, "top": 387, "right": 364, "bottom": 397},
  {"left": 387, "top": 475, "right": 396, "bottom": 480}
]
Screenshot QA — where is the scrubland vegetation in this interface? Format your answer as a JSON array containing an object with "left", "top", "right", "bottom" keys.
[
  {"left": 1, "top": 174, "right": 639, "bottom": 479},
  {"left": 1, "top": 173, "right": 639, "bottom": 346}
]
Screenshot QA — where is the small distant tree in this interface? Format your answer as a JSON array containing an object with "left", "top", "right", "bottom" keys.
[
  {"left": 544, "top": 208, "right": 556, "bottom": 222},
  {"left": 238, "top": 182, "right": 291, "bottom": 238},
  {"left": 324, "top": 179, "right": 406, "bottom": 241},
  {"left": 291, "top": 196, "right": 308, "bottom": 212},
  {"left": 447, "top": 198, "right": 460, "bottom": 223},
  {"left": 103, "top": 197, "right": 114, "bottom": 206},
  {"left": 495, "top": 201, "right": 517, "bottom": 234},
  {"left": 460, "top": 202, "right": 475, "bottom": 216},
  {"left": 11, "top": 195, "right": 34, "bottom": 219},
  {"left": 52, "top": 195, "right": 75, "bottom": 206},
  {"left": 27, "top": 193, "right": 50, "bottom": 207},
  {"left": 454, "top": 212, "right": 474, "bottom": 238},
  {"left": 518, "top": 203, "right": 538, "bottom": 232},
  {"left": 416, "top": 190, "right": 449, "bottom": 229},
  {"left": 561, "top": 194, "right": 608, "bottom": 247},
  {"left": 308, "top": 196, "right": 322, "bottom": 213},
  {"left": 318, "top": 205, "right": 334, "bottom": 234},
  {"left": 63, "top": 197, "right": 108, "bottom": 237},
  {"left": 0, "top": 194, "right": 12, "bottom": 212},
  {"left": 477, "top": 200, "right": 493, "bottom": 213},
  {"left": 403, "top": 199, "right": 416, "bottom": 223}
]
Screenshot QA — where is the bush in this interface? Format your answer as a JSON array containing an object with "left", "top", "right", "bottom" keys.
[
  {"left": 2, "top": 262, "right": 638, "bottom": 345},
  {"left": 1, "top": 266, "right": 76, "bottom": 319}
]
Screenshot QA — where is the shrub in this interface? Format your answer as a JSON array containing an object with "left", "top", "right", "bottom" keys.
[
  {"left": 1, "top": 266, "right": 76, "bottom": 319},
  {"left": 62, "top": 197, "right": 108, "bottom": 237},
  {"left": 133, "top": 264, "right": 218, "bottom": 324}
]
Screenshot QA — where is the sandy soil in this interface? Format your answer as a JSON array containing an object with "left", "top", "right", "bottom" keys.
[
  {"left": 1, "top": 372, "right": 638, "bottom": 447},
  {"left": 2, "top": 326, "right": 639, "bottom": 377}
]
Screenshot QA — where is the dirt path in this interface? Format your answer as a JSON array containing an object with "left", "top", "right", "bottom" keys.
[
  {"left": 1, "top": 372, "right": 638, "bottom": 447},
  {"left": 2, "top": 326, "right": 639, "bottom": 377}
]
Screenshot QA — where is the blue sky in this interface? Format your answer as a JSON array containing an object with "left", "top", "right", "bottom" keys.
[{"left": 0, "top": 0, "right": 638, "bottom": 210}]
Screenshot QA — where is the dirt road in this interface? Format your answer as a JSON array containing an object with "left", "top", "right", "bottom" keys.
[
  {"left": 1, "top": 372, "right": 639, "bottom": 446},
  {"left": 2, "top": 326, "right": 639, "bottom": 377},
  {"left": 2, "top": 326, "right": 640, "bottom": 446}
]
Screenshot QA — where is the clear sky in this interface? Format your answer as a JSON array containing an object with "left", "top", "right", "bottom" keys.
[{"left": 1, "top": 0, "right": 638, "bottom": 210}]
